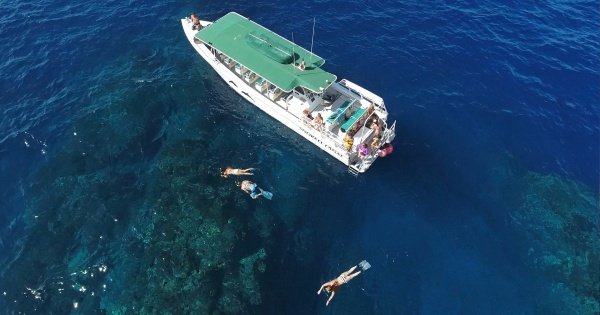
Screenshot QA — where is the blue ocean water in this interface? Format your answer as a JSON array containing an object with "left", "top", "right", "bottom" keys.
[{"left": 1, "top": 0, "right": 598, "bottom": 314}]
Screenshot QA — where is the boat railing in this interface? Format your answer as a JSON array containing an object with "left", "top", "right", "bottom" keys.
[
  {"left": 338, "top": 79, "right": 387, "bottom": 112},
  {"left": 381, "top": 120, "right": 396, "bottom": 144}
]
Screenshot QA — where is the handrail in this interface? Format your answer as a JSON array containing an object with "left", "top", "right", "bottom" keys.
[
  {"left": 357, "top": 111, "right": 376, "bottom": 144},
  {"left": 339, "top": 79, "right": 386, "bottom": 111}
]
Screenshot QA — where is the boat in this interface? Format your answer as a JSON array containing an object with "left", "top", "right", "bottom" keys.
[{"left": 181, "top": 12, "right": 395, "bottom": 174}]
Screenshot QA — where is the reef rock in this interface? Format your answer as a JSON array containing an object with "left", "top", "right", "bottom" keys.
[{"left": 510, "top": 172, "right": 599, "bottom": 314}]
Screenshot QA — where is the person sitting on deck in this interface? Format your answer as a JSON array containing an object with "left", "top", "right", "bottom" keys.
[
  {"left": 221, "top": 167, "right": 255, "bottom": 178},
  {"left": 348, "top": 124, "right": 359, "bottom": 137},
  {"left": 313, "top": 113, "right": 324, "bottom": 131},
  {"left": 358, "top": 143, "right": 369, "bottom": 160},
  {"left": 302, "top": 109, "right": 313, "bottom": 126},
  {"left": 343, "top": 134, "right": 354, "bottom": 151},
  {"left": 371, "top": 121, "right": 381, "bottom": 138},
  {"left": 371, "top": 136, "right": 381, "bottom": 152},
  {"left": 191, "top": 13, "right": 201, "bottom": 30},
  {"left": 367, "top": 103, "right": 375, "bottom": 115},
  {"left": 298, "top": 60, "right": 306, "bottom": 70},
  {"left": 368, "top": 113, "right": 380, "bottom": 127},
  {"left": 302, "top": 109, "right": 313, "bottom": 120},
  {"left": 317, "top": 265, "right": 363, "bottom": 306}
]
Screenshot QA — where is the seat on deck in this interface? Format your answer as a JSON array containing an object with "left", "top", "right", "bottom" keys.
[
  {"left": 255, "top": 77, "right": 267, "bottom": 92},
  {"left": 326, "top": 100, "right": 353, "bottom": 124},
  {"left": 341, "top": 107, "right": 367, "bottom": 132},
  {"left": 243, "top": 71, "right": 255, "bottom": 82},
  {"left": 234, "top": 63, "right": 242, "bottom": 74}
]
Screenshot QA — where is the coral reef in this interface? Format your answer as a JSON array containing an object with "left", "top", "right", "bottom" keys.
[
  {"left": 96, "top": 130, "right": 274, "bottom": 314},
  {"left": 0, "top": 80, "right": 276, "bottom": 314},
  {"left": 239, "top": 248, "right": 267, "bottom": 304},
  {"left": 509, "top": 172, "right": 599, "bottom": 314}
]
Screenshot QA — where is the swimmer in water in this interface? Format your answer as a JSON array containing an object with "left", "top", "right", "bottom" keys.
[
  {"left": 220, "top": 167, "right": 255, "bottom": 178},
  {"left": 317, "top": 265, "right": 363, "bottom": 306},
  {"left": 238, "top": 180, "right": 272, "bottom": 200}
]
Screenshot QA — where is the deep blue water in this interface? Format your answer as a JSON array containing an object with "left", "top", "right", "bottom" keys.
[{"left": 1, "top": 1, "right": 598, "bottom": 314}]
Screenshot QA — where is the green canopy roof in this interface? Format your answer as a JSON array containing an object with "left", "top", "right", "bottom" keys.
[{"left": 195, "top": 12, "right": 337, "bottom": 93}]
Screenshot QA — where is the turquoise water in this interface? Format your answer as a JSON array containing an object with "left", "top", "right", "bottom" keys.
[{"left": 0, "top": 1, "right": 598, "bottom": 314}]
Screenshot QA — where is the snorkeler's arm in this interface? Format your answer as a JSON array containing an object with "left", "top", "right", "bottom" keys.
[
  {"left": 318, "top": 280, "right": 335, "bottom": 294},
  {"left": 318, "top": 283, "right": 326, "bottom": 294},
  {"left": 326, "top": 291, "right": 335, "bottom": 306}
]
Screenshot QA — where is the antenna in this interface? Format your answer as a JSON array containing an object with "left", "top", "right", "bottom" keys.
[{"left": 309, "top": 17, "right": 315, "bottom": 65}]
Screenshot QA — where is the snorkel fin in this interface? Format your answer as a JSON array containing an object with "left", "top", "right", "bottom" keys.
[
  {"left": 261, "top": 190, "right": 273, "bottom": 200},
  {"left": 358, "top": 260, "right": 371, "bottom": 271}
]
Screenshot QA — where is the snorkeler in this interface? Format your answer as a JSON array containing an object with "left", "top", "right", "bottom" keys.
[
  {"left": 221, "top": 167, "right": 255, "bottom": 178},
  {"left": 239, "top": 180, "right": 272, "bottom": 200},
  {"left": 317, "top": 260, "right": 371, "bottom": 306}
]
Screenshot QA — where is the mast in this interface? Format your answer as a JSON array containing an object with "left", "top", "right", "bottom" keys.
[
  {"left": 309, "top": 17, "right": 315, "bottom": 65},
  {"left": 292, "top": 32, "right": 296, "bottom": 73}
]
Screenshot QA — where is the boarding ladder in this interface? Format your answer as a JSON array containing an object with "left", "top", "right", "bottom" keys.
[{"left": 348, "top": 165, "right": 360, "bottom": 176}]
